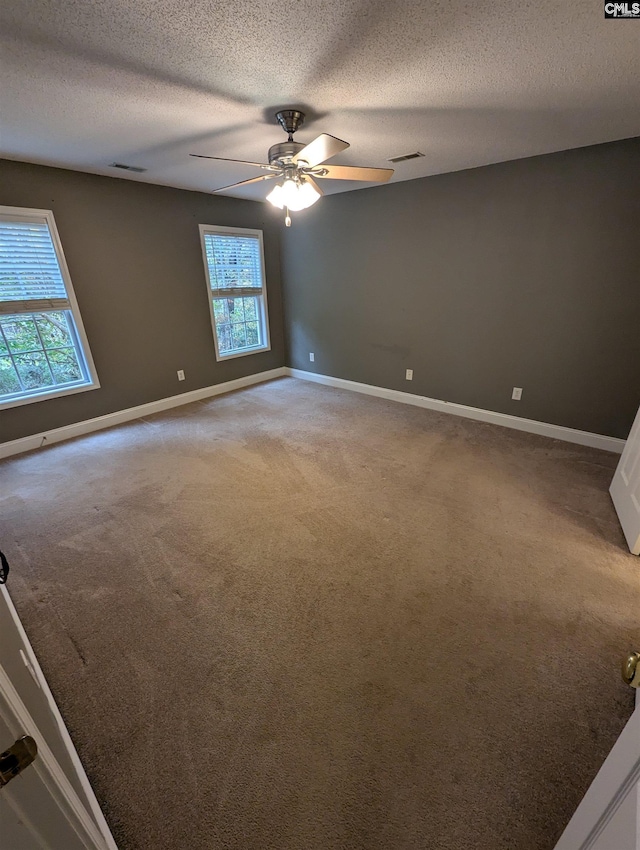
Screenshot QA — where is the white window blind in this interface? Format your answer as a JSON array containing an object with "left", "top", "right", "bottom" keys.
[
  {"left": 0, "top": 217, "right": 70, "bottom": 314},
  {"left": 200, "top": 225, "right": 270, "bottom": 360},
  {"left": 203, "top": 232, "right": 264, "bottom": 296}
]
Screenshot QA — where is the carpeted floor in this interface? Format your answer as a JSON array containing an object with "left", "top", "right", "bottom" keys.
[{"left": 1, "top": 377, "right": 638, "bottom": 849}]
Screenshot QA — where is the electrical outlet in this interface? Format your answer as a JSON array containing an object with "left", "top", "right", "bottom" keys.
[
  {"left": 512, "top": 387, "right": 522, "bottom": 400},
  {"left": 406, "top": 369, "right": 413, "bottom": 381},
  {"left": 309, "top": 352, "right": 315, "bottom": 362},
  {"left": 177, "top": 370, "right": 185, "bottom": 381}
]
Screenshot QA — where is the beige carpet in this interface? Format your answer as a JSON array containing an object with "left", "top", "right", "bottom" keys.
[{"left": 1, "top": 377, "right": 638, "bottom": 850}]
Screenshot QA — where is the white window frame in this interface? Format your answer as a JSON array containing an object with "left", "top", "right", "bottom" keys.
[
  {"left": 0, "top": 206, "right": 99, "bottom": 410},
  {"left": 198, "top": 224, "right": 271, "bottom": 362}
]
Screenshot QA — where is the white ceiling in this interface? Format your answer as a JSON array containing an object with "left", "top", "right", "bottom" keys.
[{"left": 1, "top": 0, "right": 639, "bottom": 202}]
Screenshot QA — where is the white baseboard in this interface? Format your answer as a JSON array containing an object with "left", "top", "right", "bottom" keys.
[
  {"left": 286, "top": 368, "right": 626, "bottom": 454},
  {"left": 1, "top": 366, "right": 625, "bottom": 459},
  {"left": 0, "top": 367, "right": 287, "bottom": 461}
]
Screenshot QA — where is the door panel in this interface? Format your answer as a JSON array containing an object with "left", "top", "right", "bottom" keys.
[
  {"left": 0, "top": 584, "right": 117, "bottom": 849},
  {"left": 590, "top": 782, "right": 639, "bottom": 850},
  {"left": 0, "top": 733, "right": 89, "bottom": 849},
  {"left": 611, "top": 403, "right": 640, "bottom": 555},
  {"left": 0, "top": 584, "right": 92, "bottom": 810},
  {"left": 554, "top": 703, "right": 640, "bottom": 849},
  {"left": 0, "top": 675, "right": 93, "bottom": 848}
]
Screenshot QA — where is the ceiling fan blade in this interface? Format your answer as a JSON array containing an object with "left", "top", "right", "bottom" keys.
[
  {"left": 212, "top": 173, "right": 278, "bottom": 194},
  {"left": 293, "top": 134, "right": 350, "bottom": 167},
  {"left": 312, "top": 164, "right": 394, "bottom": 183},
  {"left": 190, "top": 154, "right": 274, "bottom": 170},
  {"left": 302, "top": 175, "right": 324, "bottom": 196}
]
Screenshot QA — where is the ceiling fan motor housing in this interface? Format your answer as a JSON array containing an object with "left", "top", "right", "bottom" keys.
[{"left": 268, "top": 140, "right": 305, "bottom": 166}]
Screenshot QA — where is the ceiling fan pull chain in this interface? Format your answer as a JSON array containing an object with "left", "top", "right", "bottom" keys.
[{"left": 285, "top": 208, "right": 292, "bottom": 227}]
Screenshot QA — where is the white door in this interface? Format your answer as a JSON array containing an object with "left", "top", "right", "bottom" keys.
[
  {"left": 0, "top": 582, "right": 118, "bottom": 849},
  {"left": 554, "top": 694, "right": 640, "bottom": 850},
  {"left": 611, "top": 403, "right": 640, "bottom": 555}
]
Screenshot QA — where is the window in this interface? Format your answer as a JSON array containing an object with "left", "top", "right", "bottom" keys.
[
  {"left": 199, "top": 225, "right": 270, "bottom": 360},
  {"left": 0, "top": 207, "right": 98, "bottom": 409}
]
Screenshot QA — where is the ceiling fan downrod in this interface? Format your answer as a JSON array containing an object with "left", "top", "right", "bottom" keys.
[{"left": 275, "top": 109, "right": 305, "bottom": 141}]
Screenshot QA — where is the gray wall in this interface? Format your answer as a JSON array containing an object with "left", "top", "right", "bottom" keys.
[
  {"left": 282, "top": 137, "right": 640, "bottom": 440},
  {"left": 0, "top": 159, "right": 285, "bottom": 444},
  {"left": 3, "top": 139, "right": 639, "bottom": 445}
]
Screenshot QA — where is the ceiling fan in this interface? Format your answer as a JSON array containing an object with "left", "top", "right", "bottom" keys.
[{"left": 190, "top": 109, "right": 394, "bottom": 226}]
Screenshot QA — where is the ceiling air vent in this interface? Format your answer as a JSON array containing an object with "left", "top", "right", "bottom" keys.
[
  {"left": 388, "top": 151, "right": 425, "bottom": 164},
  {"left": 110, "top": 163, "right": 147, "bottom": 173}
]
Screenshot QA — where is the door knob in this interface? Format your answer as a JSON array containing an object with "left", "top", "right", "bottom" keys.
[
  {"left": 622, "top": 652, "right": 640, "bottom": 688},
  {"left": 0, "top": 736, "right": 38, "bottom": 789}
]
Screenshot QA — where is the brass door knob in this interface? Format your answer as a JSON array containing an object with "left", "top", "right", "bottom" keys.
[{"left": 622, "top": 652, "right": 640, "bottom": 688}]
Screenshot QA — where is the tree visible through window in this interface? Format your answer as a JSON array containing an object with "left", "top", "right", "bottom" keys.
[
  {"left": 199, "top": 225, "right": 270, "bottom": 360},
  {"left": 0, "top": 208, "right": 98, "bottom": 408}
]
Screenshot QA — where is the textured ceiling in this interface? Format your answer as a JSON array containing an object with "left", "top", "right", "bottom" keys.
[{"left": 1, "top": 0, "right": 639, "bottom": 203}]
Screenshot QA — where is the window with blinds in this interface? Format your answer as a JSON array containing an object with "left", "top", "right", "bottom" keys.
[
  {"left": 199, "top": 225, "right": 270, "bottom": 360},
  {"left": 0, "top": 207, "right": 98, "bottom": 408}
]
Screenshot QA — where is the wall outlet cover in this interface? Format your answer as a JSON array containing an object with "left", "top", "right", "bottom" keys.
[
  {"left": 406, "top": 369, "right": 413, "bottom": 380},
  {"left": 512, "top": 387, "right": 523, "bottom": 400},
  {"left": 309, "top": 353, "right": 315, "bottom": 362},
  {"left": 177, "top": 370, "right": 185, "bottom": 381}
]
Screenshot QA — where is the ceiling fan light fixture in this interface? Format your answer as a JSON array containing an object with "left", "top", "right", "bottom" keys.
[
  {"left": 266, "top": 183, "right": 284, "bottom": 209},
  {"left": 297, "top": 180, "right": 321, "bottom": 209},
  {"left": 266, "top": 177, "right": 321, "bottom": 214},
  {"left": 280, "top": 177, "right": 300, "bottom": 209}
]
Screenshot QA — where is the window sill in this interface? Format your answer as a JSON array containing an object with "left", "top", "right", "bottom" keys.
[
  {"left": 215, "top": 344, "right": 271, "bottom": 362},
  {"left": 0, "top": 380, "right": 101, "bottom": 411}
]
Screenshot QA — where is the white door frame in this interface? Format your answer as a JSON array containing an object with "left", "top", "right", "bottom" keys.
[{"left": 0, "top": 585, "right": 118, "bottom": 849}]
